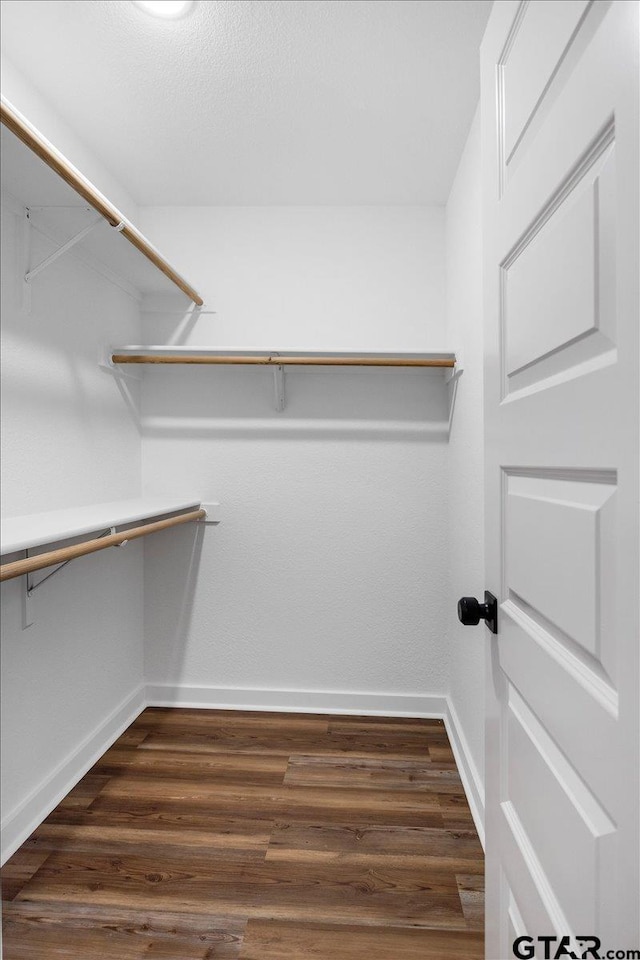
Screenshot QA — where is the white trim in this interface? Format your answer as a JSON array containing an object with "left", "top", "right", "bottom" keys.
[
  {"left": 1, "top": 685, "right": 486, "bottom": 866},
  {"left": 1, "top": 684, "right": 145, "bottom": 865},
  {"left": 145, "top": 683, "right": 448, "bottom": 718},
  {"left": 147, "top": 685, "right": 485, "bottom": 840},
  {"left": 116, "top": 345, "right": 456, "bottom": 359},
  {"left": 1, "top": 497, "right": 204, "bottom": 555},
  {"left": 444, "top": 696, "right": 486, "bottom": 848}
]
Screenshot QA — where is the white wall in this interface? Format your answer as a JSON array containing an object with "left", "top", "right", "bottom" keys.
[
  {"left": 1, "top": 55, "right": 139, "bottom": 223},
  {"left": 445, "top": 108, "right": 486, "bottom": 830},
  {"left": 0, "top": 75, "right": 483, "bottom": 856},
  {"left": 139, "top": 206, "right": 446, "bottom": 350},
  {"left": 139, "top": 206, "right": 451, "bottom": 711},
  {"left": 0, "top": 174, "right": 144, "bottom": 859}
]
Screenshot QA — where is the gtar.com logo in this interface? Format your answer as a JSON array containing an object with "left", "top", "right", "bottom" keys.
[{"left": 512, "top": 937, "right": 640, "bottom": 960}]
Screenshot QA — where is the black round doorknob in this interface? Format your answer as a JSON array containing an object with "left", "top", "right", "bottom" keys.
[
  {"left": 458, "top": 596, "right": 483, "bottom": 625},
  {"left": 457, "top": 592, "right": 498, "bottom": 633}
]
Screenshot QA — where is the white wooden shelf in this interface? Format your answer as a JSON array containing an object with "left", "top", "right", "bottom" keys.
[
  {"left": 0, "top": 497, "right": 212, "bottom": 556},
  {"left": 0, "top": 98, "right": 202, "bottom": 304},
  {"left": 107, "top": 347, "right": 459, "bottom": 412}
]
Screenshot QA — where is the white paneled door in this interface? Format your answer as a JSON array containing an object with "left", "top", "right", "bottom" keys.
[{"left": 481, "top": 2, "right": 639, "bottom": 958}]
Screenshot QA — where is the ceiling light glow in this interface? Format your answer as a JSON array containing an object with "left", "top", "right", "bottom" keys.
[{"left": 133, "top": 1, "right": 194, "bottom": 18}]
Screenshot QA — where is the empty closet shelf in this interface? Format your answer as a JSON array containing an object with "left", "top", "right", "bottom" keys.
[
  {"left": 0, "top": 498, "right": 219, "bottom": 583},
  {"left": 1, "top": 98, "right": 203, "bottom": 305},
  {"left": 110, "top": 349, "right": 457, "bottom": 367},
  {"left": 0, "top": 498, "right": 208, "bottom": 555}
]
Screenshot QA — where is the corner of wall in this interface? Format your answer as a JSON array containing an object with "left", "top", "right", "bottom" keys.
[
  {"left": 444, "top": 102, "right": 486, "bottom": 841},
  {"left": 1, "top": 684, "right": 146, "bottom": 865},
  {"left": 444, "top": 696, "right": 485, "bottom": 848},
  {"left": 1, "top": 54, "right": 139, "bottom": 223}
]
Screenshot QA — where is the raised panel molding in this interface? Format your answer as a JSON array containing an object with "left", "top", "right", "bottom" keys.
[
  {"left": 497, "top": 0, "right": 593, "bottom": 191},
  {"left": 505, "top": 684, "right": 614, "bottom": 932},
  {"left": 484, "top": 0, "right": 638, "bottom": 949},
  {"left": 500, "top": 123, "right": 616, "bottom": 398},
  {"left": 504, "top": 471, "right": 616, "bottom": 667}
]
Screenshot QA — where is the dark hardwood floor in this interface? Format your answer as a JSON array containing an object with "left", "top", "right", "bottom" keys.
[{"left": 1, "top": 708, "right": 484, "bottom": 958}]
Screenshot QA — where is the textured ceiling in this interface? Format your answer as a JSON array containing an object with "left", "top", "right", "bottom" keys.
[{"left": 0, "top": 0, "right": 491, "bottom": 205}]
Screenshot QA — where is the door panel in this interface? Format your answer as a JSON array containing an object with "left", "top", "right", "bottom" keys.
[
  {"left": 482, "top": 1, "right": 638, "bottom": 956},
  {"left": 502, "top": 139, "right": 616, "bottom": 393},
  {"left": 501, "top": 0, "right": 591, "bottom": 164},
  {"left": 500, "top": 798, "right": 559, "bottom": 952},
  {"left": 505, "top": 683, "right": 615, "bottom": 932},
  {"left": 504, "top": 472, "right": 616, "bottom": 664},
  {"left": 500, "top": 604, "right": 619, "bottom": 813},
  {"left": 506, "top": 888, "right": 530, "bottom": 955}
]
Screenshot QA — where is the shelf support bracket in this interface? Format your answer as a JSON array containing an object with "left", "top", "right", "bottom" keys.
[
  {"left": 21, "top": 528, "right": 112, "bottom": 628},
  {"left": 25, "top": 216, "right": 102, "bottom": 284},
  {"left": 272, "top": 353, "right": 286, "bottom": 412},
  {"left": 22, "top": 575, "right": 34, "bottom": 629},
  {"left": 22, "top": 207, "right": 32, "bottom": 314},
  {"left": 196, "top": 502, "right": 222, "bottom": 523},
  {"left": 99, "top": 344, "right": 143, "bottom": 383},
  {"left": 446, "top": 355, "right": 464, "bottom": 437},
  {"left": 445, "top": 351, "right": 464, "bottom": 385}
]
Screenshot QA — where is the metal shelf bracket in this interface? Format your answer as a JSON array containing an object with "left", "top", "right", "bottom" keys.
[
  {"left": 22, "top": 528, "right": 111, "bottom": 628},
  {"left": 445, "top": 353, "right": 464, "bottom": 385},
  {"left": 99, "top": 344, "right": 143, "bottom": 383},
  {"left": 25, "top": 215, "right": 103, "bottom": 283},
  {"left": 272, "top": 353, "right": 286, "bottom": 412},
  {"left": 446, "top": 352, "right": 464, "bottom": 436}
]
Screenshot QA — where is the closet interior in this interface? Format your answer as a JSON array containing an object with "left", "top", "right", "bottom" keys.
[
  {"left": 0, "top": 7, "right": 486, "bottom": 951},
  {"left": 1, "top": 84, "right": 482, "bottom": 857},
  {"left": 3, "top": 2, "right": 639, "bottom": 955}
]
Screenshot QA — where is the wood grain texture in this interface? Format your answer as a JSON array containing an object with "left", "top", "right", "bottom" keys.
[
  {"left": 240, "top": 919, "right": 484, "bottom": 959},
  {"left": 0, "top": 101, "right": 204, "bottom": 305},
  {"left": 0, "top": 509, "right": 205, "bottom": 583},
  {"left": 2, "top": 708, "right": 484, "bottom": 957},
  {"left": 111, "top": 354, "right": 456, "bottom": 367}
]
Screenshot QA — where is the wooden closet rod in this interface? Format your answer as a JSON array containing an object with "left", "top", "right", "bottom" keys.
[
  {"left": 0, "top": 509, "right": 205, "bottom": 583},
  {"left": 0, "top": 101, "right": 204, "bottom": 306},
  {"left": 111, "top": 354, "right": 456, "bottom": 367}
]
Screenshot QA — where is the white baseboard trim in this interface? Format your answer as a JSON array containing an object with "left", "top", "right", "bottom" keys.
[
  {"left": 148, "top": 685, "right": 485, "bottom": 842},
  {"left": 1, "top": 684, "right": 146, "bottom": 865},
  {"left": 444, "top": 696, "right": 485, "bottom": 848},
  {"left": 2, "top": 683, "right": 485, "bottom": 865},
  {"left": 145, "top": 683, "right": 448, "bottom": 718}
]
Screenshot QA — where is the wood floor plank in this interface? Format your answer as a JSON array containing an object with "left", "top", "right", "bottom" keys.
[
  {"left": 93, "top": 747, "right": 289, "bottom": 785},
  {"left": 1, "top": 849, "right": 52, "bottom": 902},
  {"left": 284, "top": 754, "right": 467, "bottom": 793},
  {"left": 327, "top": 718, "right": 448, "bottom": 737},
  {"left": 54, "top": 775, "right": 111, "bottom": 811},
  {"left": 457, "top": 873, "right": 485, "bottom": 930},
  {"left": 137, "top": 731, "right": 442, "bottom": 761},
  {"left": 441, "top": 812, "right": 480, "bottom": 833},
  {"left": 239, "top": 919, "right": 484, "bottom": 959},
  {"left": 44, "top": 800, "right": 278, "bottom": 837},
  {"left": 14, "top": 852, "right": 469, "bottom": 928},
  {"left": 427, "top": 742, "right": 457, "bottom": 764},
  {"left": 21, "top": 820, "right": 272, "bottom": 862},
  {"left": 94, "top": 778, "right": 447, "bottom": 827},
  {"left": 116, "top": 727, "right": 151, "bottom": 746},
  {"left": 131, "top": 708, "right": 330, "bottom": 735},
  {"left": 266, "top": 821, "right": 484, "bottom": 868},
  {"left": 2, "top": 707, "right": 484, "bottom": 958},
  {"left": 2, "top": 901, "right": 245, "bottom": 959}
]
